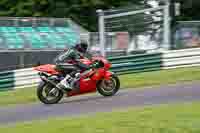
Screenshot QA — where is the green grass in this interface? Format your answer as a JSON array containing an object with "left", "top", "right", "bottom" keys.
[
  {"left": 0, "top": 87, "right": 36, "bottom": 106},
  {"left": 120, "top": 66, "right": 200, "bottom": 88},
  {"left": 1, "top": 66, "right": 200, "bottom": 106},
  {"left": 1, "top": 102, "right": 200, "bottom": 133}
]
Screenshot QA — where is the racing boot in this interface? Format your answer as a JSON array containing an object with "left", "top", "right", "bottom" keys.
[{"left": 56, "top": 75, "right": 73, "bottom": 91}]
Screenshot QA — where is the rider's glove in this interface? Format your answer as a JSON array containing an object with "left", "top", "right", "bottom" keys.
[{"left": 89, "top": 61, "right": 99, "bottom": 69}]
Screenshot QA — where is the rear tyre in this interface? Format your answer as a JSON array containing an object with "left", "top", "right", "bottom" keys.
[
  {"left": 37, "top": 81, "right": 64, "bottom": 104},
  {"left": 97, "top": 74, "right": 120, "bottom": 97}
]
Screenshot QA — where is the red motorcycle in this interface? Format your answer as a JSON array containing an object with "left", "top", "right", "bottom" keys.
[{"left": 34, "top": 56, "right": 120, "bottom": 104}]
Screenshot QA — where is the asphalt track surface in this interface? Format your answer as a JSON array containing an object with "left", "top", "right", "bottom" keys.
[{"left": 0, "top": 82, "right": 200, "bottom": 125}]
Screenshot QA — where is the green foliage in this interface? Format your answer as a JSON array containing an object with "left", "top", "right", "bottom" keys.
[
  {"left": 0, "top": 0, "right": 199, "bottom": 31},
  {"left": 175, "top": 0, "right": 200, "bottom": 21},
  {"left": 0, "top": 0, "right": 200, "bottom": 31},
  {"left": 0, "top": 0, "right": 147, "bottom": 31},
  {"left": 157, "top": 0, "right": 200, "bottom": 21}
]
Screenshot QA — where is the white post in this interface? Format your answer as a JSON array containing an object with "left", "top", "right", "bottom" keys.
[
  {"left": 97, "top": 9, "right": 106, "bottom": 57},
  {"left": 19, "top": 52, "right": 25, "bottom": 68},
  {"left": 128, "top": 35, "right": 137, "bottom": 53},
  {"left": 163, "top": 0, "right": 171, "bottom": 50}
]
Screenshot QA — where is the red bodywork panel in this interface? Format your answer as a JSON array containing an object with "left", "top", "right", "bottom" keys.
[
  {"left": 80, "top": 58, "right": 92, "bottom": 65},
  {"left": 34, "top": 56, "right": 113, "bottom": 97},
  {"left": 67, "top": 77, "right": 97, "bottom": 96},
  {"left": 34, "top": 64, "right": 59, "bottom": 75},
  {"left": 90, "top": 68, "right": 105, "bottom": 81},
  {"left": 104, "top": 71, "right": 113, "bottom": 80},
  {"left": 92, "top": 57, "right": 112, "bottom": 70}
]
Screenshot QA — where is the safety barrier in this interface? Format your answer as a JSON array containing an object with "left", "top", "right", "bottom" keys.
[
  {"left": 0, "top": 68, "right": 40, "bottom": 90},
  {"left": 162, "top": 48, "right": 200, "bottom": 69},
  {"left": 109, "top": 52, "right": 163, "bottom": 75},
  {"left": 1, "top": 47, "right": 200, "bottom": 91}
]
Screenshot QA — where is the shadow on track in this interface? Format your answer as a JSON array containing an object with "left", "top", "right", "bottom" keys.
[{"left": 56, "top": 91, "right": 126, "bottom": 105}]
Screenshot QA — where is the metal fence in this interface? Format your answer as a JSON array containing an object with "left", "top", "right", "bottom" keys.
[
  {"left": 97, "top": 2, "right": 171, "bottom": 57},
  {"left": 89, "top": 32, "right": 146, "bottom": 56},
  {"left": 173, "top": 21, "right": 200, "bottom": 50}
]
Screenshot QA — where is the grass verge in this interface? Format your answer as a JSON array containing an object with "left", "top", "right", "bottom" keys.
[
  {"left": 1, "top": 66, "right": 200, "bottom": 106},
  {"left": 0, "top": 102, "right": 200, "bottom": 132}
]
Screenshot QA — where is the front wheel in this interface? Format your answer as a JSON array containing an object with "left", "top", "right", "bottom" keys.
[
  {"left": 97, "top": 74, "right": 120, "bottom": 97},
  {"left": 37, "top": 81, "right": 64, "bottom": 104}
]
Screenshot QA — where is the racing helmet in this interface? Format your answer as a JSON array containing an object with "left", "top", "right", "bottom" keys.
[{"left": 75, "top": 40, "right": 88, "bottom": 53}]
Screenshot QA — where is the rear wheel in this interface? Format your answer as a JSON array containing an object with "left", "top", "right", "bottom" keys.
[
  {"left": 37, "top": 81, "right": 64, "bottom": 104},
  {"left": 97, "top": 74, "right": 120, "bottom": 96}
]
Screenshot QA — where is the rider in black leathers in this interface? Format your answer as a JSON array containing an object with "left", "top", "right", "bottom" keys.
[{"left": 54, "top": 41, "right": 99, "bottom": 91}]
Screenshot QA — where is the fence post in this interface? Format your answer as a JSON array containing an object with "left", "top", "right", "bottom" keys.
[
  {"left": 163, "top": 0, "right": 171, "bottom": 50},
  {"left": 97, "top": 9, "right": 106, "bottom": 57},
  {"left": 19, "top": 52, "right": 25, "bottom": 68}
]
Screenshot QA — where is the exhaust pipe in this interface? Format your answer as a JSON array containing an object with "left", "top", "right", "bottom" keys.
[{"left": 39, "top": 72, "right": 60, "bottom": 89}]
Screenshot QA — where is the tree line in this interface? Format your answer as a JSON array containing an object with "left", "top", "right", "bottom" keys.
[{"left": 0, "top": 0, "right": 199, "bottom": 31}]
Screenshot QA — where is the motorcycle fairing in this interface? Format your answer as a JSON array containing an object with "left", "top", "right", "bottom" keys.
[
  {"left": 104, "top": 71, "right": 113, "bottom": 80},
  {"left": 67, "top": 76, "right": 97, "bottom": 97},
  {"left": 34, "top": 64, "right": 59, "bottom": 75}
]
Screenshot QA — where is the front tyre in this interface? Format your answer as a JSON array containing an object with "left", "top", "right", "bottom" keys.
[
  {"left": 37, "top": 81, "right": 64, "bottom": 104},
  {"left": 97, "top": 74, "right": 120, "bottom": 97}
]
